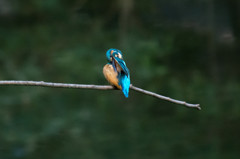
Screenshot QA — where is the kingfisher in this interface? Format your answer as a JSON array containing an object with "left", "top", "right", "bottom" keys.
[{"left": 103, "top": 48, "right": 130, "bottom": 98}]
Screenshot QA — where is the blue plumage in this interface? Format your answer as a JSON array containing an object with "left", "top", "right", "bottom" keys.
[
  {"left": 114, "top": 56, "right": 129, "bottom": 77},
  {"left": 104, "top": 48, "right": 130, "bottom": 98},
  {"left": 118, "top": 73, "right": 130, "bottom": 97}
]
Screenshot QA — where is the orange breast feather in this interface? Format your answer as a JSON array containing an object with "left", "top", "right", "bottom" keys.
[{"left": 103, "top": 64, "right": 121, "bottom": 89}]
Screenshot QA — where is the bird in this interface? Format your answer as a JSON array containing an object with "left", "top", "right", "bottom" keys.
[{"left": 103, "top": 48, "right": 130, "bottom": 98}]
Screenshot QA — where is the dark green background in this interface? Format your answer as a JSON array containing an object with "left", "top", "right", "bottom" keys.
[{"left": 0, "top": 0, "right": 240, "bottom": 158}]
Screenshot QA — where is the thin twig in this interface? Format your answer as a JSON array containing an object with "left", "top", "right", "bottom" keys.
[
  {"left": 130, "top": 85, "right": 200, "bottom": 110},
  {"left": 0, "top": 80, "right": 200, "bottom": 110}
]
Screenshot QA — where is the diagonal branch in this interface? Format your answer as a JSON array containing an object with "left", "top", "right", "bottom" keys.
[
  {"left": 130, "top": 85, "right": 200, "bottom": 110},
  {"left": 0, "top": 80, "right": 201, "bottom": 110}
]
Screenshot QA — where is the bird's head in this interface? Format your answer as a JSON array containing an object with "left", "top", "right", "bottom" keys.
[
  {"left": 106, "top": 48, "right": 123, "bottom": 62},
  {"left": 106, "top": 48, "right": 129, "bottom": 77}
]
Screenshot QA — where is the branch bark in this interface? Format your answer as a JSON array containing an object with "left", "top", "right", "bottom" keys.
[{"left": 0, "top": 80, "right": 201, "bottom": 110}]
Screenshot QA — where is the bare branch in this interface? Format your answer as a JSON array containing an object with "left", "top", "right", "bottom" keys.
[
  {"left": 130, "top": 85, "right": 201, "bottom": 110},
  {"left": 0, "top": 80, "right": 200, "bottom": 110},
  {"left": 0, "top": 80, "right": 114, "bottom": 89}
]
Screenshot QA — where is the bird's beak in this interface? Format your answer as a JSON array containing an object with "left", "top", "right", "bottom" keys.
[{"left": 111, "top": 56, "right": 118, "bottom": 72}]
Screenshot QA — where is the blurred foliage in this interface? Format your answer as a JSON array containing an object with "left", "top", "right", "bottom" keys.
[{"left": 0, "top": 0, "right": 240, "bottom": 159}]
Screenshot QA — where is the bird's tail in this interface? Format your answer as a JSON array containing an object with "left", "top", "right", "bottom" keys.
[{"left": 119, "top": 74, "right": 130, "bottom": 98}]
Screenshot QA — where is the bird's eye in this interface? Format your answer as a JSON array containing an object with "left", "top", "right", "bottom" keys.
[{"left": 115, "top": 54, "right": 117, "bottom": 57}]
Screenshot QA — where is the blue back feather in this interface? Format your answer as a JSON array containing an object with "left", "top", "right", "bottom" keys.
[
  {"left": 119, "top": 73, "right": 130, "bottom": 98},
  {"left": 114, "top": 57, "right": 129, "bottom": 77},
  {"left": 114, "top": 56, "right": 130, "bottom": 97}
]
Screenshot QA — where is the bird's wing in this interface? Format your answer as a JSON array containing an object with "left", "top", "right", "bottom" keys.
[{"left": 113, "top": 57, "right": 130, "bottom": 77}]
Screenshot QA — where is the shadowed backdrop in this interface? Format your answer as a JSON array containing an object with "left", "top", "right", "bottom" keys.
[{"left": 0, "top": 0, "right": 240, "bottom": 158}]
